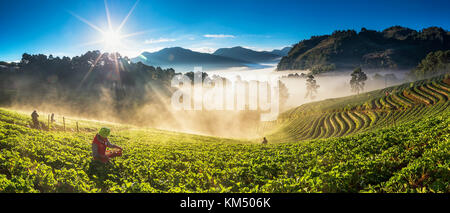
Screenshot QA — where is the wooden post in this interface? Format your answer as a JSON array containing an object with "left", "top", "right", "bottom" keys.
[
  {"left": 48, "top": 114, "right": 50, "bottom": 129},
  {"left": 76, "top": 121, "right": 79, "bottom": 133},
  {"left": 63, "top": 117, "right": 65, "bottom": 131}
]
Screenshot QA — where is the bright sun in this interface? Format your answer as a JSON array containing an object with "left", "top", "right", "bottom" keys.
[
  {"left": 71, "top": 0, "right": 142, "bottom": 54},
  {"left": 103, "top": 30, "right": 122, "bottom": 50}
]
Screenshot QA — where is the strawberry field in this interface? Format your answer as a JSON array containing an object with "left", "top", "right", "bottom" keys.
[
  {"left": 0, "top": 105, "right": 449, "bottom": 192},
  {"left": 263, "top": 75, "right": 450, "bottom": 142}
]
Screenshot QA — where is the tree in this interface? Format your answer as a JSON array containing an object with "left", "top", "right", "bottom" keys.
[
  {"left": 279, "top": 80, "right": 290, "bottom": 110},
  {"left": 411, "top": 50, "right": 450, "bottom": 79},
  {"left": 305, "top": 74, "right": 320, "bottom": 99},
  {"left": 350, "top": 67, "right": 367, "bottom": 94}
]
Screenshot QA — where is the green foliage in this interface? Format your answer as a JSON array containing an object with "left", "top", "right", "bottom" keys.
[
  {"left": 310, "top": 64, "right": 336, "bottom": 74},
  {"left": 264, "top": 74, "right": 449, "bottom": 143},
  {"left": 0, "top": 75, "right": 449, "bottom": 193},
  {"left": 277, "top": 26, "right": 450, "bottom": 72},
  {"left": 0, "top": 106, "right": 449, "bottom": 193},
  {"left": 411, "top": 50, "right": 450, "bottom": 79},
  {"left": 0, "top": 51, "right": 176, "bottom": 122}
]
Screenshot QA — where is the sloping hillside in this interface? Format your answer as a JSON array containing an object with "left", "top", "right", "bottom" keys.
[
  {"left": 213, "top": 46, "right": 281, "bottom": 63},
  {"left": 277, "top": 26, "right": 450, "bottom": 72},
  {"left": 1, "top": 104, "right": 449, "bottom": 192},
  {"left": 262, "top": 74, "right": 450, "bottom": 143}
]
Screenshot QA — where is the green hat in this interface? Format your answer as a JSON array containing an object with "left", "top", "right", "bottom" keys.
[{"left": 98, "top": 127, "right": 111, "bottom": 138}]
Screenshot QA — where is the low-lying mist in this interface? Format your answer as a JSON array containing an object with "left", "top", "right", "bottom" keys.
[
  {"left": 3, "top": 62, "right": 411, "bottom": 139},
  {"left": 207, "top": 65, "right": 411, "bottom": 110}
]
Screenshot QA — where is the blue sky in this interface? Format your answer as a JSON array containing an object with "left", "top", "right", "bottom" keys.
[{"left": 1, "top": 0, "right": 449, "bottom": 61}]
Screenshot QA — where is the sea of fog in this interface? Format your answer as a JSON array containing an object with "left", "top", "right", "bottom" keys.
[{"left": 205, "top": 64, "right": 411, "bottom": 110}]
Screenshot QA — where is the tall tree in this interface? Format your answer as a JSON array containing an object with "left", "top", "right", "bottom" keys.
[
  {"left": 350, "top": 67, "right": 367, "bottom": 94},
  {"left": 305, "top": 74, "right": 320, "bottom": 99},
  {"left": 278, "top": 80, "right": 290, "bottom": 110}
]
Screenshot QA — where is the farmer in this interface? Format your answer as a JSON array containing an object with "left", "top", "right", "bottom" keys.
[
  {"left": 92, "top": 127, "right": 123, "bottom": 163},
  {"left": 31, "top": 110, "right": 39, "bottom": 129},
  {"left": 262, "top": 137, "right": 268, "bottom": 144}
]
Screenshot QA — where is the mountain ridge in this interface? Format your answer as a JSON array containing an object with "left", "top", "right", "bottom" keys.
[
  {"left": 277, "top": 26, "right": 450, "bottom": 73},
  {"left": 213, "top": 46, "right": 291, "bottom": 63},
  {"left": 132, "top": 46, "right": 291, "bottom": 72}
]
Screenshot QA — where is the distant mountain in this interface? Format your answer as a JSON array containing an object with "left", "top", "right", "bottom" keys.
[
  {"left": 213, "top": 46, "right": 283, "bottom": 63},
  {"left": 277, "top": 26, "right": 450, "bottom": 73},
  {"left": 132, "top": 47, "right": 250, "bottom": 72},
  {"left": 268, "top": 46, "right": 292, "bottom": 57}
]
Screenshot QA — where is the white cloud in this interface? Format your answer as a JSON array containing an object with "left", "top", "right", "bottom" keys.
[
  {"left": 204, "top": 34, "right": 235, "bottom": 38},
  {"left": 189, "top": 47, "right": 217, "bottom": 53},
  {"left": 144, "top": 38, "right": 177, "bottom": 44}
]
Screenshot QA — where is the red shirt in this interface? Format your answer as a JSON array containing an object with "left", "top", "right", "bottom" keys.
[{"left": 92, "top": 134, "right": 112, "bottom": 158}]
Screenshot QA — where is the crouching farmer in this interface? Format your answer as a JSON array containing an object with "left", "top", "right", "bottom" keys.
[{"left": 92, "top": 127, "right": 123, "bottom": 163}]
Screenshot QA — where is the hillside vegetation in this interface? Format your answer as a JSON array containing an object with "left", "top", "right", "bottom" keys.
[
  {"left": 277, "top": 26, "right": 450, "bottom": 72},
  {"left": 1, "top": 75, "right": 449, "bottom": 193},
  {"left": 0, "top": 51, "right": 176, "bottom": 123},
  {"left": 262, "top": 74, "right": 450, "bottom": 143}
]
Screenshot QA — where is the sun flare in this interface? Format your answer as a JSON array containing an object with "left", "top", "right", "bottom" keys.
[
  {"left": 70, "top": 0, "right": 142, "bottom": 54},
  {"left": 103, "top": 30, "right": 122, "bottom": 50}
]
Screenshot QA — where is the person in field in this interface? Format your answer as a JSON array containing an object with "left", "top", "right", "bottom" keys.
[
  {"left": 92, "top": 127, "right": 123, "bottom": 163},
  {"left": 262, "top": 137, "right": 268, "bottom": 144},
  {"left": 31, "top": 110, "right": 39, "bottom": 129}
]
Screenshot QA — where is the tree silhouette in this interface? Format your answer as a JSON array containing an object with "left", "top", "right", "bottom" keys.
[
  {"left": 350, "top": 67, "right": 367, "bottom": 94},
  {"left": 305, "top": 74, "right": 320, "bottom": 100},
  {"left": 279, "top": 80, "right": 290, "bottom": 110}
]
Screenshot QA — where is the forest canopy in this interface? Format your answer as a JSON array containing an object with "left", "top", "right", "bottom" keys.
[
  {"left": 0, "top": 51, "right": 176, "bottom": 121},
  {"left": 277, "top": 26, "right": 450, "bottom": 72}
]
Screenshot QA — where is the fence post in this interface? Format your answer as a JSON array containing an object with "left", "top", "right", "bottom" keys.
[
  {"left": 76, "top": 121, "right": 79, "bottom": 133},
  {"left": 48, "top": 114, "right": 50, "bottom": 129},
  {"left": 63, "top": 117, "right": 65, "bottom": 131}
]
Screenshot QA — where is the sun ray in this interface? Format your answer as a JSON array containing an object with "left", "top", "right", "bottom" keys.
[
  {"left": 68, "top": 11, "right": 104, "bottom": 34},
  {"left": 71, "top": 0, "right": 145, "bottom": 80},
  {"left": 78, "top": 52, "right": 105, "bottom": 90},
  {"left": 104, "top": 0, "right": 113, "bottom": 31},
  {"left": 112, "top": 52, "right": 121, "bottom": 82},
  {"left": 117, "top": 0, "right": 140, "bottom": 33},
  {"left": 77, "top": 39, "right": 105, "bottom": 48},
  {"left": 119, "top": 30, "right": 149, "bottom": 39}
]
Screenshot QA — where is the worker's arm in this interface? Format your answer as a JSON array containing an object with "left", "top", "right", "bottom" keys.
[{"left": 106, "top": 139, "right": 122, "bottom": 150}]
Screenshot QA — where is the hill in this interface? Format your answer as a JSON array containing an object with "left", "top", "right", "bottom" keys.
[
  {"left": 267, "top": 46, "right": 292, "bottom": 57},
  {"left": 132, "top": 47, "right": 250, "bottom": 72},
  {"left": 0, "top": 51, "right": 177, "bottom": 124},
  {"left": 1, "top": 93, "right": 449, "bottom": 192},
  {"left": 262, "top": 74, "right": 450, "bottom": 143},
  {"left": 277, "top": 26, "right": 450, "bottom": 73},
  {"left": 213, "top": 46, "right": 283, "bottom": 63}
]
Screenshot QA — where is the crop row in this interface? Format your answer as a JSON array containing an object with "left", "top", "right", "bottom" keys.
[{"left": 267, "top": 77, "right": 450, "bottom": 142}]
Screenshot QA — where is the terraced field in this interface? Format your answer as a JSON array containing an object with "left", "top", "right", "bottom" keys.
[
  {"left": 263, "top": 74, "right": 450, "bottom": 143},
  {"left": 1, "top": 75, "right": 450, "bottom": 193}
]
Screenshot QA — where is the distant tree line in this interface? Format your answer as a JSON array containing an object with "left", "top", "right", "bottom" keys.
[
  {"left": 0, "top": 51, "right": 176, "bottom": 121},
  {"left": 0, "top": 52, "right": 291, "bottom": 123}
]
